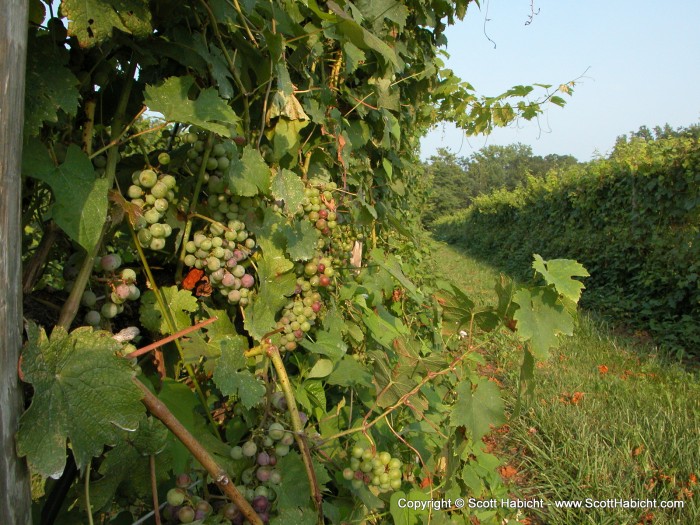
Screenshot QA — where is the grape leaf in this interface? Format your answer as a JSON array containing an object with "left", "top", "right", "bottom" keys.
[
  {"left": 513, "top": 287, "right": 574, "bottom": 360},
  {"left": 390, "top": 490, "right": 426, "bottom": 525},
  {"left": 270, "top": 507, "right": 316, "bottom": 525},
  {"left": 87, "top": 416, "right": 169, "bottom": 511},
  {"left": 245, "top": 210, "right": 296, "bottom": 340},
  {"left": 326, "top": 356, "right": 373, "bottom": 388},
  {"left": 282, "top": 220, "right": 321, "bottom": 261},
  {"left": 23, "top": 142, "right": 109, "bottom": 253},
  {"left": 212, "top": 336, "right": 265, "bottom": 409},
  {"left": 369, "top": 248, "right": 418, "bottom": 296},
  {"left": 271, "top": 168, "right": 306, "bottom": 215},
  {"left": 532, "top": 254, "right": 589, "bottom": 304},
  {"left": 227, "top": 146, "right": 272, "bottom": 196},
  {"left": 17, "top": 324, "right": 144, "bottom": 478},
  {"left": 60, "top": 0, "right": 153, "bottom": 48},
  {"left": 24, "top": 35, "right": 80, "bottom": 136},
  {"left": 144, "top": 76, "right": 238, "bottom": 137},
  {"left": 449, "top": 379, "right": 505, "bottom": 441},
  {"left": 300, "top": 324, "right": 347, "bottom": 361},
  {"left": 275, "top": 452, "right": 330, "bottom": 509},
  {"left": 139, "top": 286, "right": 199, "bottom": 334}
]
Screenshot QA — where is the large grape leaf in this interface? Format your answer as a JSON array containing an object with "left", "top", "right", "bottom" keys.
[
  {"left": 512, "top": 287, "right": 574, "bottom": 360},
  {"left": 212, "top": 336, "right": 265, "bottom": 409},
  {"left": 532, "top": 254, "right": 589, "bottom": 304},
  {"left": 60, "top": 0, "right": 153, "bottom": 48},
  {"left": 140, "top": 286, "right": 199, "bottom": 334},
  {"left": 144, "top": 76, "right": 238, "bottom": 137},
  {"left": 17, "top": 324, "right": 144, "bottom": 478},
  {"left": 23, "top": 141, "right": 109, "bottom": 253},
  {"left": 449, "top": 379, "right": 505, "bottom": 441},
  {"left": 24, "top": 35, "right": 80, "bottom": 136}
]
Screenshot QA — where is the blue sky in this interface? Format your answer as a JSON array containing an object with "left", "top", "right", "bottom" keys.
[{"left": 421, "top": 0, "right": 700, "bottom": 161}]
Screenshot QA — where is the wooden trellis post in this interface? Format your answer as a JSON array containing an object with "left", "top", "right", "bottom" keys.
[{"left": 0, "top": 1, "right": 33, "bottom": 523}]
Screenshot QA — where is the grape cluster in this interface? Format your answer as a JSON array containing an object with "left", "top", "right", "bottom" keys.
[
  {"left": 183, "top": 227, "right": 255, "bottom": 306},
  {"left": 343, "top": 445, "right": 404, "bottom": 493},
  {"left": 127, "top": 168, "right": 178, "bottom": 251},
  {"left": 163, "top": 474, "right": 213, "bottom": 524},
  {"left": 67, "top": 254, "right": 141, "bottom": 327},
  {"left": 302, "top": 182, "right": 338, "bottom": 238},
  {"left": 273, "top": 282, "right": 323, "bottom": 352},
  {"left": 225, "top": 421, "right": 296, "bottom": 524},
  {"left": 184, "top": 131, "right": 237, "bottom": 177}
]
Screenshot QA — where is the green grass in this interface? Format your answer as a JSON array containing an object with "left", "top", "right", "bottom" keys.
[{"left": 429, "top": 240, "right": 700, "bottom": 525}]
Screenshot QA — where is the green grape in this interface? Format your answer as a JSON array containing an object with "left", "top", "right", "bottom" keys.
[
  {"left": 101, "top": 301, "right": 119, "bottom": 319},
  {"left": 158, "top": 152, "right": 171, "bottom": 165},
  {"left": 138, "top": 169, "right": 158, "bottom": 188},
  {"left": 151, "top": 181, "right": 169, "bottom": 199},
  {"left": 137, "top": 229, "right": 153, "bottom": 246},
  {"left": 127, "top": 185, "right": 143, "bottom": 199},
  {"left": 150, "top": 237, "right": 166, "bottom": 250}
]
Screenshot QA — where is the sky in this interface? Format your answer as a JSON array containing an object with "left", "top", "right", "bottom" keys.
[{"left": 420, "top": 0, "right": 700, "bottom": 162}]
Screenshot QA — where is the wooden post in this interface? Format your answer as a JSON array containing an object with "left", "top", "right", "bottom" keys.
[{"left": 0, "top": 1, "right": 33, "bottom": 523}]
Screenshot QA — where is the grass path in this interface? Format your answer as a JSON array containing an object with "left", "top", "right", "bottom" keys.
[{"left": 429, "top": 240, "right": 700, "bottom": 525}]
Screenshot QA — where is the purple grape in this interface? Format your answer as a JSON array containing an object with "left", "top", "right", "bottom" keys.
[
  {"left": 232, "top": 249, "right": 245, "bottom": 261},
  {"left": 222, "top": 272, "right": 235, "bottom": 287},
  {"left": 298, "top": 412, "right": 308, "bottom": 425},
  {"left": 256, "top": 466, "right": 271, "bottom": 482},
  {"left": 258, "top": 511, "right": 270, "bottom": 524},
  {"left": 268, "top": 454, "right": 277, "bottom": 466},
  {"left": 257, "top": 451, "right": 270, "bottom": 466},
  {"left": 115, "top": 283, "right": 130, "bottom": 300},
  {"left": 240, "top": 273, "right": 255, "bottom": 289},
  {"left": 271, "top": 392, "right": 287, "bottom": 411},
  {"left": 252, "top": 495, "right": 270, "bottom": 513}
]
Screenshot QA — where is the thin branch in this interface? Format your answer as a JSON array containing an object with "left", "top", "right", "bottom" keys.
[{"left": 133, "top": 379, "right": 263, "bottom": 525}]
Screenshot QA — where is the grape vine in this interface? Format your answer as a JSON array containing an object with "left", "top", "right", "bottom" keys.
[{"left": 16, "top": 1, "right": 581, "bottom": 524}]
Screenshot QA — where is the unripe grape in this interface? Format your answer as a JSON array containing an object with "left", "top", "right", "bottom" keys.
[
  {"left": 84, "top": 310, "right": 101, "bottom": 326},
  {"left": 153, "top": 198, "right": 169, "bottom": 213},
  {"left": 149, "top": 223, "right": 166, "bottom": 238},
  {"left": 351, "top": 446, "right": 365, "bottom": 459},
  {"left": 81, "top": 290, "right": 97, "bottom": 307},
  {"left": 343, "top": 468, "right": 355, "bottom": 480},
  {"left": 158, "top": 152, "right": 171, "bottom": 165},
  {"left": 100, "top": 254, "right": 122, "bottom": 272},
  {"left": 120, "top": 268, "right": 137, "bottom": 283},
  {"left": 178, "top": 505, "right": 195, "bottom": 523},
  {"left": 388, "top": 458, "right": 402, "bottom": 470},
  {"left": 176, "top": 473, "right": 191, "bottom": 488},
  {"left": 256, "top": 466, "right": 271, "bottom": 482},
  {"left": 144, "top": 208, "right": 162, "bottom": 224},
  {"left": 379, "top": 451, "right": 392, "bottom": 465},
  {"left": 230, "top": 446, "right": 243, "bottom": 459},
  {"left": 269, "top": 469, "right": 281, "bottom": 484},
  {"left": 138, "top": 169, "right": 158, "bottom": 188},
  {"left": 127, "top": 185, "right": 143, "bottom": 199},
  {"left": 114, "top": 283, "right": 130, "bottom": 300},
  {"left": 127, "top": 284, "right": 140, "bottom": 301},
  {"left": 351, "top": 478, "right": 364, "bottom": 489},
  {"left": 390, "top": 478, "right": 402, "bottom": 490},
  {"left": 240, "top": 274, "right": 255, "bottom": 289},
  {"left": 167, "top": 488, "right": 186, "bottom": 506},
  {"left": 101, "top": 301, "right": 119, "bottom": 319},
  {"left": 162, "top": 174, "right": 177, "bottom": 189},
  {"left": 268, "top": 422, "right": 285, "bottom": 441},
  {"left": 232, "top": 265, "right": 246, "bottom": 278},
  {"left": 150, "top": 237, "right": 166, "bottom": 251},
  {"left": 275, "top": 444, "right": 290, "bottom": 457},
  {"left": 151, "top": 181, "right": 169, "bottom": 199},
  {"left": 242, "top": 440, "right": 257, "bottom": 457}
]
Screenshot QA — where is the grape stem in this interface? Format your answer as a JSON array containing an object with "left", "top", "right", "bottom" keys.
[
  {"left": 175, "top": 133, "right": 215, "bottom": 282},
  {"left": 124, "top": 316, "right": 218, "bottom": 359},
  {"left": 265, "top": 343, "right": 323, "bottom": 524},
  {"left": 133, "top": 379, "right": 263, "bottom": 525},
  {"left": 128, "top": 226, "right": 221, "bottom": 435}
]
